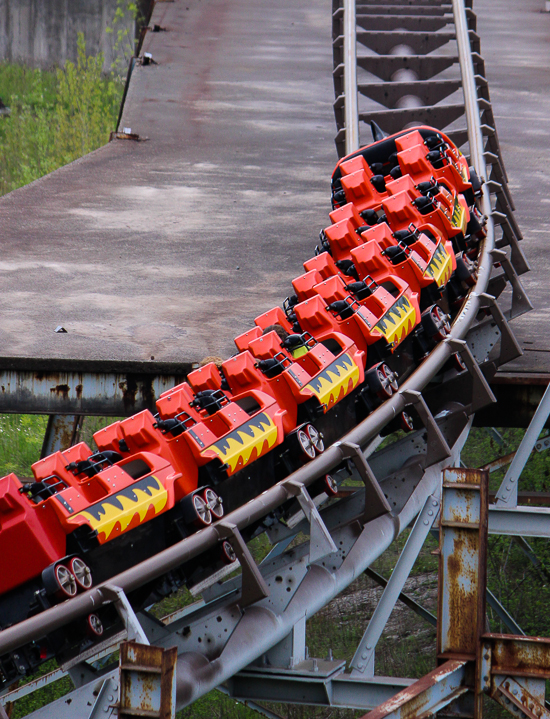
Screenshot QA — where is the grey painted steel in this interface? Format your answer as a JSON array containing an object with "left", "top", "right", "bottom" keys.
[
  {"left": 344, "top": 0, "right": 360, "bottom": 153},
  {"left": 0, "top": 367, "right": 187, "bottom": 415},
  {"left": 495, "top": 382, "right": 550, "bottom": 506},
  {"left": 349, "top": 491, "right": 441, "bottom": 675},
  {"left": 489, "top": 505, "right": 550, "bottom": 538},
  {"left": 229, "top": 669, "right": 414, "bottom": 710}
]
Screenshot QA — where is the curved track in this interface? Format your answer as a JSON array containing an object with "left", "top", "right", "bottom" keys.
[{"left": 0, "top": 0, "right": 532, "bottom": 716}]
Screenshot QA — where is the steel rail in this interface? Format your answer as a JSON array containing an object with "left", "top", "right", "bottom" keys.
[
  {"left": 343, "top": 0, "right": 360, "bottom": 154},
  {"left": 0, "top": 3, "right": 528, "bottom": 715},
  {"left": 0, "top": 0, "right": 495, "bottom": 663}
]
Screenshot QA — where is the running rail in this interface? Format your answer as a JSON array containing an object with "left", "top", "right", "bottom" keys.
[{"left": 0, "top": 0, "right": 532, "bottom": 715}]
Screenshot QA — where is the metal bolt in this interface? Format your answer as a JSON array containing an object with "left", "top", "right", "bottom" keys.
[
  {"left": 108, "top": 695, "right": 114, "bottom": 702},
  {"left": 428, "top": 510, "right": 434, "bottom": 516},
  {"left": 423, "top": 520, "right": 429, "bottom": 525},
  {"left": 433, "top": 500, "right": 438, "bottom": 506}
]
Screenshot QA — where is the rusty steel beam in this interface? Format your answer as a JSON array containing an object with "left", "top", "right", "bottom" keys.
[
  {"left": 0, "top": 368, "right": 187, "bottom": 416},
  {"left": 359, "top": 660, "right": 469, "bottom": 719},
  {"left": 437, "top": 468, "right": 488, "bottom": 662},
  {"left": 119, "top": 642, "right": 177, "bottom": 719}
]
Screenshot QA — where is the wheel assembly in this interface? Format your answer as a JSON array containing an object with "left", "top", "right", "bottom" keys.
[
  {"left": 85, "top": 613, "right": 104, "bottom": 637},
  {"left": 202, "top": 488, "right": 224, "bottom": 519},
  {"left": 366, "top": 363, "right": 398, "bottom": 399},
  {"left": 68, "top": 557, "right": 93, "bottom": 591},
  {"left": 191, "top": 494, "right": 213, "bottom": 526},
  {"left": 221, "top": 540, "right": 237, "bottom": 564},
  {"left": 292, "top": 427, "right": 317, "bottom": 460},
  {"left": 421, "top": 304, "right": 451, "bottom": 342},
  {"left": 53, "top": 564, "right": 77, "bottom": 599},
  {"left": 400, "top": 411, "right": 415, "bottom": 432},
  {"left": 305, "top": 424, "right": 324, "bottom": 454},
  {"left": 324, "top": 474, "right": 338, "bottom": 497}
]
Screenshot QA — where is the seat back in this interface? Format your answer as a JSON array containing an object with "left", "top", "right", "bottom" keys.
[
  {"left": 338, "top": 153, "right": 371, "bottom": 176},
  {"left": 222, "top": 351, "right": 264, "bottom": 394},
  {"left": 324, "top": 219, "right": 362, "bottom": 260},
  {"left": 292, "top": 269, "right": 323, "bottom": 301},
  {"left": 304, "top": 251, "right": 339, "bottom": 280},
  {"left": 254, "top": 306, "right": 292, "bottom": 333},
  {"left": 329, "top": 202, "right": 364, "bottom": 228},
  {"left": 235, "top": 326, "right": 262, "bottom": 352},
  {"left": 395, "top": 129, "right": 424, "bottom": 152},
  {"left": 383, "top": 190, "right": 419, "bottom": 228},
  {"left": 313, "top": 274, "right": 349, "bottom": 304},
  {"left": 188, "top": 362, "right": 223, "bottom": 393},
  {"left": 247, "top": 330, "right": 286, "bottom": 360}
]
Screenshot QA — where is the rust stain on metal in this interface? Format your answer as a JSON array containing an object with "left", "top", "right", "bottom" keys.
[
  {"left": 445, "top": 532, "right": 479, "bottom": 654},
  {"left": 360, "top": 660, "right": 466, "bottom": 719},
  {"left": 49, "top": 384, "right": 70, "bottom": 399},
  {"left": 75, "top": 384, "right": 83, "bottom": 399},
  {"left": 488, "top": 635, "right": 550, "bottom": 678}
]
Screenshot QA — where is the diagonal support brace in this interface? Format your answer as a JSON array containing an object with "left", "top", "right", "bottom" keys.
[
  {"left": 215, "top": 522, "right": 270, "bottom": 607},
  {"left": 445, "top": 338, "right": 497, "bottom": 412},
  {"left": 334, "top": 441, "right": 391, "bottom": 522},
  {"left": 399, "top": 390, "right": 451, "bottom": 465},
  {"left": 477, "top": 292, "right": 523, "bottom": 365},
  {"left": 490, "top": 249, "right": 533, "bottom": 318},
  {"left": 100, "top": 585, "right": 150, "bottom": 645},
  {"left": 283, "top": 480, "right": 337, "bottom": 562}
]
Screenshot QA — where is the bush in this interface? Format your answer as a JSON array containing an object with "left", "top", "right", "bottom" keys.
[{"left": 0, "top": 34, "right": 123, "bottom": 196}]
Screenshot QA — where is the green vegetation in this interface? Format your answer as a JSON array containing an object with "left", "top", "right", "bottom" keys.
[
  {"left": 0, "top": 34, "right": 123, "bottom": 196},
  {"left": 3, "top": 417, "right": 550, "bottom": 718}
]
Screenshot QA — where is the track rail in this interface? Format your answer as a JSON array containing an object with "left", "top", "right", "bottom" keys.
[{"left": 0, "top": 0, "right": 532, "bottom": 716}]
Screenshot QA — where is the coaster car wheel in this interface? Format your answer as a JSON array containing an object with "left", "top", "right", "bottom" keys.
[
  {"left": 191, "top": 494, "right": 213, "bottom": 527},
  {"left": 68, "top": 557, "right": 93, "bottom": 591},
  {"left": 400, "top": 411, "right": 415, "bottom": 432},
  {"left": 452, "top": 352, "right": 467, "bottom": 372},
  {"left": 202, "top": 488, "right": 224, "bottom": 520},
  {"left": 456, "top": 256, "right": 477, "bottom": 287},
  {"left": 306, "top": 425, "right": 324, "bottom": 454},
  {"left": 324, "top": 474, "right": 339, "bottom": 497},
  {"left": 366, "top": 363, "right": 398, "bottom": 399},
  {"left": 221, "top": 540, "right": 237, "bottom": 564},
  {"left": 289, "top": 426, "right": 317, "bottom": 460},
  {"left": 421, "top": 305, "right": 451, "bottom": 342},
  {"left": 85, "top": 613, "right": 104, "bottom": 637},
  {"left": 44, "top": 564, "right": 77, "bottom": 599}
]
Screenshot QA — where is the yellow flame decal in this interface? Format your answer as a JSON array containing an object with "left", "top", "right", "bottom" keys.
[
  {"left": 424, "top": 243, "right": 453, "bottom": 287},
  {"left": 304, "top": 353, "right": 361, "bottom": 409},
  {"left": 202, "top": 412, "right": 278, "bottom": 474},
  {"left": 374, "top": 295, "right": 417, "bottom": 348},
  {"left": 451, "top": 196, "right": 467, "bottom": 232},
  {"left": 76, "top": 475, "right": 168, "bottom": 543}
]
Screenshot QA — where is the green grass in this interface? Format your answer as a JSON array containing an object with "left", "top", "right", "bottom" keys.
[{"left": 0, "top": 35, "right": 123, "bottom": 196}]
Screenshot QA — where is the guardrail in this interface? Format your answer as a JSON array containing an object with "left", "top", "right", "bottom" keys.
[{"left": 0, "top": 0, "right": 533, "bottom": 716}]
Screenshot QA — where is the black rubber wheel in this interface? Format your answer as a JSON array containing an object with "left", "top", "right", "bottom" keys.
[{"left": 421, "top": 305, "right": 450, "bottom": 342}]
